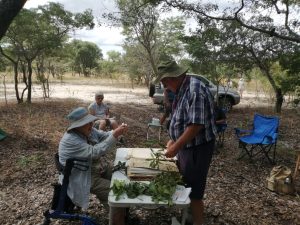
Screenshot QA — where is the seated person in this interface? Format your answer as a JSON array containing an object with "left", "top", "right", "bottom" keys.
[
  {"left": 58, "top": 107, "right": 128, "bottom": 225},
  {"left": 88, "top": 92, "right": 118, "bottom": 131},
  {"left": 214, "top": 103, "right": 227, "bottom": 133},
  {"left": 160, "top": 88, "right": 175, "bottom": 130}
]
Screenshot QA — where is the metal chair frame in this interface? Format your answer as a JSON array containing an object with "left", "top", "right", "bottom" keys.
[
  {"left": 235, "top": 113, "right": 279, "bottom": 164},
  {"left": 42, "top": 154, "right": 100, "bottom": 225}
]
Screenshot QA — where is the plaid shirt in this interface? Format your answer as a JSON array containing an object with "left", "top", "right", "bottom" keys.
[{"left": 169, "top": 76, "right": 217, "bottom": 147}]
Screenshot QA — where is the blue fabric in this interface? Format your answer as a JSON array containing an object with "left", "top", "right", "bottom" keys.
[
  {"left": 166, "top": 89, "right": 175, "bottom": 103},
  {"left": 0, "top": 128, "right": 7, "bottom": 141},
  {"left": 239, "top": 114, "right": 279, "bottom": 145}
]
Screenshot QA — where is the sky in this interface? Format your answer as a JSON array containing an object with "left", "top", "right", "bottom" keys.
[
  {"left": 24, "top": 0, "right": 125, "bottom": 59},
  {"left": 24, "top": 0, "right": 292, "bottom": 59},
  {"left": 23, "top": 0, "right": 198, "bottom": 59},
  {"left": 22, "top": 0, "right": 248, "bottom": 59}
]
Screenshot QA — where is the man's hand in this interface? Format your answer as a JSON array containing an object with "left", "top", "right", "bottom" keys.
[
  {"left": 165, "top": 140, "right": 178, "bottom": 158},
  {"left": 165, "top": 124, "right": 204, "bottom": 158}
]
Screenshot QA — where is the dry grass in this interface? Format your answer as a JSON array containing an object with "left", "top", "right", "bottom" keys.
[{"left": 0, "top": 98, "right": 299, "bottom": 225}]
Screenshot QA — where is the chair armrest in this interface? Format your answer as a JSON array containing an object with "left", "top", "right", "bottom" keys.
[
  {"left": 234, "top": 128, "right": 252, "bottom": 138},
  {"left": 263, "top": 132, "right": 278, "bottom": 143}
]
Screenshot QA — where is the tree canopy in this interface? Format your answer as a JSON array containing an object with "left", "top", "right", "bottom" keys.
[{"left": 149, "top": 0, "right": 300, "bottom": 43}]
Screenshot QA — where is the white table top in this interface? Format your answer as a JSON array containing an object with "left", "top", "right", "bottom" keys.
[{"left": 108, "top": 148, "right": 191, "bottom": 208}]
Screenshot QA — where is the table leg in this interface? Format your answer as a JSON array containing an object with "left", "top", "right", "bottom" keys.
[
  {"left": 181, "top": 207, "right": 188, "bottom": 225},
  {"left": 109, "top": 206, "right": 113, "bottom": 225},
  {"left": 294, "top": 153, "right": 300, "bottom": 179},
  {"left": 146, "top": 126, "right": 150, "bottom": 140},
  {"left": 158, "top": 127, "right": 161, "bottom": 142}
]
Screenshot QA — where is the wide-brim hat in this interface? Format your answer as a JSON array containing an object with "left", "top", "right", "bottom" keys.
[
  {"left": 95, "top": 91, "right": 104, "bottom": 98},
  {"left": 153, "top": 60, "right": 188, "bottom": 84},
  {"left": 67, "top": 107, "right": 98, "bottom": 131}
]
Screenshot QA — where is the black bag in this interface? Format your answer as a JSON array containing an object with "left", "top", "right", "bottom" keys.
[{"left": 51, "top": 183, "right": 75, "bottom": 213}]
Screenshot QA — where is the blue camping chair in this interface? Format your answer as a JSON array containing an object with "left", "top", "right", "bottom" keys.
[
  {"left": 234, "top": 113, "right": 279, "bottom": 164},
  {"left": 42, "top": 154, "right": 100, "bottom": 225}
]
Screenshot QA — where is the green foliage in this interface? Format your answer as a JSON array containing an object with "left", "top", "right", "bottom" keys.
[
  {"left": 147, "top": 172, "right": 182, "bottom": 205},
  {"left": 111, "top": 171, "right": 182, "bottom": 205},
  {"left": 38, "top": 2, "right": 94, "bottom": 30},
  {"left": 271, "top": 62, "right": 290, "bottom": 94},
  {"left": 148, "top": 148, "right": 165, "bottom": 169},
  {"left": 67, "top": 40, "right": 102, "bottom": 76},
  {"left": 293, "top": 86, "right": 300, "bottom": 106},
  {"left": 158, "top": 16, "right": 186, "bottom": 60},
  {"left": 107, "top": 50, "right": 122, "bottom": 62},
  {"left": 278, "top": 48, "right": 300, "bottom": 95},
  {"left": 0, "top": 55, "right": 8, "bottom": 72},
  {"left": 17, "top": 154, "right": 43, "bottom": 168},
  {"left": 126, "top": 182, "right": 148, "bottom": 199},
  {"left": 99, "top": 60, "right": 117, "bottom": 78},
  {"left": 113, "top": 0, "right": 160, "bottom": 83},
  {"left": 122, "top": 42, "right": 151, "bottom": 84},
  {"left": 111, "top": 180, "right": 127, "bottom": 200},
  {"left": 0, "top": 2, "right": 95, "bottom": 102}
]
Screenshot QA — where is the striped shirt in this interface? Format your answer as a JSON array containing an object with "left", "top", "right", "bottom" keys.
[{"left": 169, "top": 76, "right": 217, "bottom": 148}]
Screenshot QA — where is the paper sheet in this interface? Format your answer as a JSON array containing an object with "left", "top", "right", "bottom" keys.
[{"left": 172, "top": 185, "right": 191, "bottom": 202}]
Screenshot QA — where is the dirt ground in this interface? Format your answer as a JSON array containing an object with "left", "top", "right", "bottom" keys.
[{"left": 0, "top": 82, "right": 300, "bottom": 225}]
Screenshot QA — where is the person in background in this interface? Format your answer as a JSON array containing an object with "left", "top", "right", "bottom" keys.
[
  {"left": 154, "top": 60, "right": 217, "bottom": 225},
  {"left": 214, "top": 102, "right": 226, "bottom": 132},
  {"left": 58, "top": 107, "right": 127, "bottom": 225},
  {"left": 159, "top": 88, "right": 175, "bottom": 129},
  {"left": 238, "top": 77, "right": 245, "bottom": 98},
  {"left": 227, "top": 78, "right": 233, "bottom": 88},
  {"left": 88, "top": 92, "right": 118, "bottom": 131}
]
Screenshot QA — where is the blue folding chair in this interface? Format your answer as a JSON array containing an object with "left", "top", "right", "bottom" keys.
[
  {"left": 42, "top": 154, "right": 100, "bottom": 225},
  {"left": 235, "top": 113, "right": 279, "bottom": 164}
]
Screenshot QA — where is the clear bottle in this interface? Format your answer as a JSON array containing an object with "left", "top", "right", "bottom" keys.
[{"left": 284, "top": 177, "right": 291, "bottom": 184}]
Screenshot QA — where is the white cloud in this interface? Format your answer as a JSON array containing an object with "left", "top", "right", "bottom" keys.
[{"left": 24, "top": 0, "right": 124, "bottom": 59}]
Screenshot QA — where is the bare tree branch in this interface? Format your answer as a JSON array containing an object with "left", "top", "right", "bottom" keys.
[{"left": 156, "top": 0, "right": 300, "bottom": 43}]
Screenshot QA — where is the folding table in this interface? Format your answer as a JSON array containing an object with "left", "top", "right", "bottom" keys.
[{"left": 108, "top": 148, "right": 190, "bottom": 225}]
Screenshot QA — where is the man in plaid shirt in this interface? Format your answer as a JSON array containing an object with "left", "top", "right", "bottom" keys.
[{"left": 154, "top": 61, "right": 217, "bottom": 225}]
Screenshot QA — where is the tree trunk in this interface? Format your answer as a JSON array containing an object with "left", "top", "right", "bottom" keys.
[
  {"left": 0, "top": 0, "right": 27, "bottom": 40},
  {"left": 0, "top": 46, "right": 23, "bottom": 103},
  {"left": 27, "top": 60, "right": 32, "bottom": 103},
  {"left": 2, "top": 74, "right": 8, "bottom": 105},
  {"left": 249, "top": 47, "right": 283, "bottom": 113},
  {"left": 20, "top": 62, "right": 28, "bottom": 102},
  {"left": 14, "top": 62, "right": 22, "bottom": 103},
  {"left": 275, "top": 89, "right": 284, "bottom": 113}
]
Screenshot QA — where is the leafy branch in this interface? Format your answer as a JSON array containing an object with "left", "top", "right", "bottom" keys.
[{"left": 111, "top": 172, "right": 183, "bottom": 205}]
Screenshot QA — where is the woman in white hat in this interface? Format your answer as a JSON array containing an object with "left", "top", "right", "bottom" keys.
[{"left": 58, "top": 107, "right": 127, "bottom": 225}]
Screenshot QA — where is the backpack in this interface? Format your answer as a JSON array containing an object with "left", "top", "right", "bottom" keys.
[{"left": 266, "top": 165, "right": 294, "bottom": 194}]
